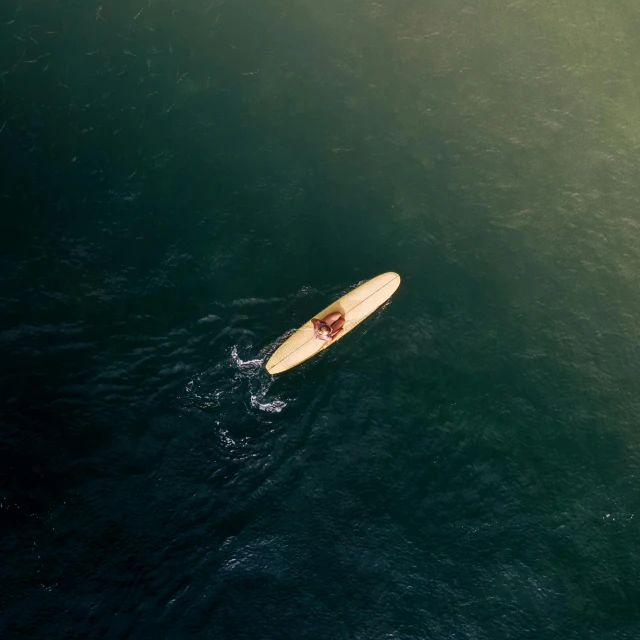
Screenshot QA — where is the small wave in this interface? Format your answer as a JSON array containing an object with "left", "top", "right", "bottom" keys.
[
  {"left": 197, "top": 314, "right": 221, "bottom": 324},
  {"left": 229, "top": 296, "right": 285, "bottom": 308}
]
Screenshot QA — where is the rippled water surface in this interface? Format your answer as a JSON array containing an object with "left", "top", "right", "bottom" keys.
[{"left": 2, "top": 0, "right": 639, "bottom": 638}]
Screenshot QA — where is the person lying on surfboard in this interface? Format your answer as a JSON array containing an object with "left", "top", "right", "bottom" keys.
[{"left": 311, "top": 312, "right": 345, "bottom": 341}]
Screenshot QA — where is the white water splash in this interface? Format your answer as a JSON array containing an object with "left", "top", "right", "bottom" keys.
[
  {"left": 250, "top": 394, "right": 287, "bottom": 413},
  {"left": 185, "top": 344, "right": 288, "bottom": 414},
  {"left": 230, "top": 345, "right": 263, "bottom": 369},
  {"left": 231, "top": 346, "right": 288, "bottom": 413}
]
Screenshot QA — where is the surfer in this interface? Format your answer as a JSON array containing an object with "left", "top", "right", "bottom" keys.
[{"left": 311, "top": 312, "right": 345, "bottom": 341}]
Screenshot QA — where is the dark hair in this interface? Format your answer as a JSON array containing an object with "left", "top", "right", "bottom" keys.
[{"left": 317, "top": 323, "right": 331, "bottom": 336}]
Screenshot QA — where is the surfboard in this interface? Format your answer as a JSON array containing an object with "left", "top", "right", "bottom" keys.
[{"left": 265, "top": 272, "right": 401, "bottom": 374}]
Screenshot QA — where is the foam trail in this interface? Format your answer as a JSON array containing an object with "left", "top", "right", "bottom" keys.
[
  {"left": 184, "top": 344, "right": 288, "bottom": 415},
  {"left": 230, "top": 345, "right": 263, "bottom": 369}
]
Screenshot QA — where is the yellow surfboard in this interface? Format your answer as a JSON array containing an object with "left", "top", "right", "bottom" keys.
[{"left": 265, "top": 272, "right": 401, "bottom": 374}]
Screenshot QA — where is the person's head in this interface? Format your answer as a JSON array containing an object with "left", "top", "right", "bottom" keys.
[{"left": 316, "top": 323, "right": 331, "bottom": 338}]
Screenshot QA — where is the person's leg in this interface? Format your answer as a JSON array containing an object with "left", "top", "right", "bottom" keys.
[
  {"left": 331, "top": 327, "right": 344, "bottom": 339},
  {"left": 330, "top": 317, "right": 345, "bottom": 336},
  {"left": 322, "top": 311, "right": 342, "bottom": 325}
]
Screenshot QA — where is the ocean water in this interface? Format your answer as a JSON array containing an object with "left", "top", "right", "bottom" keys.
[{"left": 1, "top": 0, "right": 639, "bottom": 638}]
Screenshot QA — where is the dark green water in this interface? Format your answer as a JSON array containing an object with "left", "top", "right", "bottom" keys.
[{"left": 2, "top": 0, "right": 639, "bottom": 637}]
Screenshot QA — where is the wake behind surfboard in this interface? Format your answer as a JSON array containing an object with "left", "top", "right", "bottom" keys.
[{"left": 265, "top": 272, "right": 401, "bottom": 374}]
